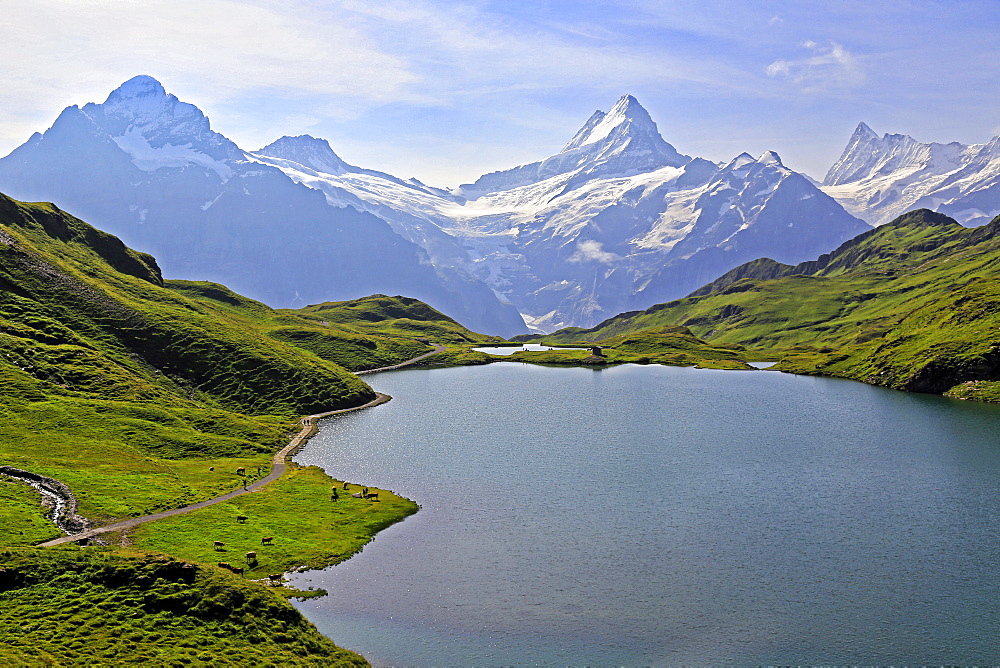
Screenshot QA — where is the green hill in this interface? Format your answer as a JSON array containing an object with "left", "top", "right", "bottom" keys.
[
  {"left": 531, "top": 209, "right": 1000, "bottom": 400},
  {"left": 0, "top": 193, "right": 380, "bottom": 525},
  {"left": 0, "top": 193, "right": 449, "bottom": 663},
  {"left": 290, "top": 294, "right": 500, "bottom": 343}
]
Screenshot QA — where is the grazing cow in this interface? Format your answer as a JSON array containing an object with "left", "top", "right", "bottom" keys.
[
  {"left": 331, "top": 489, "right": 339, "bottom": 501},
  {"left": 236, "top": 467, "right": 246, "bottom": 476},
  {"left": 213, "top": 541, "right": 225, "bottom": 551},
  {"left": 236, "top": 515, "right": 248, "bottom": 523},
  {"left": 342, "top": 482, "right": 349, "bottom": 490},
  {"left": 261, "top": 536, "right": 273, "bottom": 545},
  {"left": 217, "top": 562, "right": 232, "bottom": 570},
  {"left": 366, "top": 492, "right": 379, "bottom": 501},
  {"left": 245, "top": 551, "right": 257, "bottom": 564},
  {"left": 267, "top": 573, "right": 282, "bottom": 584},
  {"left": 230, "top": 566, "right": 244, "bottom": 577}
]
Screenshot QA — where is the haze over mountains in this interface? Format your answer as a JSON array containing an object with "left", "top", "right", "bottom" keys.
[{"left": 3, "top": 76, "right": 994, "bottom": 334}]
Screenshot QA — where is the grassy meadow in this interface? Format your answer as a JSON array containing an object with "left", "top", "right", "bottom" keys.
[
  {"left": 129, "top": 465, "right": 419, "bottom": 578},
  {"left": 0, "top": 549, "right": 366, "bottom": 666}
]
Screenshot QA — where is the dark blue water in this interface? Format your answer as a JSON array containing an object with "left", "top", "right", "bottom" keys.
[{"left": 290, "top": 363, "right": 1000, "bottom": 665}]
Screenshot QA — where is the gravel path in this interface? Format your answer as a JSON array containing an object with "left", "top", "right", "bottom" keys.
[{"left": 38, "top": 345, "right": 446, "bottom": 547}]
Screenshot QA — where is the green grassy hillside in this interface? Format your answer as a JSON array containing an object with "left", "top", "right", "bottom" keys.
[
  {"left": 532, "top": 210, "right": 1000, "bottom": 400},
  {"left": 0, "top": 194, "right": 442, "bottom": 663},
  {"left": 165, "top": 286, "right": 496, "bottom": 372},
  {"left": 291, "top": 294, "right": 501, "bottom": 344},
  {"left": 0, "top": 194, "right": 379, "bottom": 528},
  {"left": 0, "top": 549, "right": 365, "bottom": 665}
]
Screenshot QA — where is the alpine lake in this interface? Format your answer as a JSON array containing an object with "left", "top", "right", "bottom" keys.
[{"left": 288, "top": 362, "right": 1000, "bottom": 665}]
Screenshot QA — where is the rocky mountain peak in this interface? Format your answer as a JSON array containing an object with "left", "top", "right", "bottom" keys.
[
  {"left": 77, "top": 76, "right": 237, "bottom": 161},
  {"left": 558, "top": 94, "right": 683, "bottom": 166},
  {"left": 256, "top": 135, "right": 350, "bottom": 176},
  {"left": 103, "top": 75, "right": 167, "bottom": 104},
  {"left": 757, "top": 150, "right": 784, "bottom": 167}
]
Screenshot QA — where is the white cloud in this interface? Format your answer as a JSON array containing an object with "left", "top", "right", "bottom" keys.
[
  {"left": 764, "top": 40, "right": 865, "bottom": 92},
  {"left": 0, "top": 1, "right": 419, "bottom": 120},
  {"left": 570, "top": 240, "right": 620, "bottom": 264}
]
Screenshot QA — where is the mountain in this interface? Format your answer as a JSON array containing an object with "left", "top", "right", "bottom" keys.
[
  {"left": 822, "top": 122, "right": 1000, "bottom": 227},
  {"left": 256, "top": 95, "right": 869, "bottom": 332},
  {"left": 531, "top": 208, "right": 1000, "bottom": 401},
  {"left": 0, "top": 76, "right": 528, "bottom": 337},
  {"left": 457, "top": 94, "right": 690, "bottom": 196}
]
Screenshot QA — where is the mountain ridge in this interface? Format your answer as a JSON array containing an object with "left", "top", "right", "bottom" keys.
[
  {"left": 255, "top": 90, "right": 868, "bottom": 332},
  {"left": 0, "top": 76, "right": 529, "bottom": 337},
  {"left": 821, "top": 122, "right": 1000, "bottom": 227}
]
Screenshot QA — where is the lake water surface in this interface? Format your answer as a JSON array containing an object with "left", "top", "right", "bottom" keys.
[{"left": 290, "top": 363, "right": 1000, "bottom": 665}]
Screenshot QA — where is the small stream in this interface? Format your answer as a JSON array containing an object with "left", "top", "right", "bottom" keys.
[{"left": 0, "top": 466, "right": 90, "bottom": 536}]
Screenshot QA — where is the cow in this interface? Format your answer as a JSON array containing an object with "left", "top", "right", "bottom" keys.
[
  {"left": 366, "top": 492, "right": 379, "bottom": 501},
  {"left": 213, "top": 541, "right": 225, "bottom": 551},
  {"left": 267, "top": 573, "right": 283, "bottom": 585},
  {"left": 246, "top": 551, "right": 257, "bottom": 564},
  {"left": 230, "top": 566, "right": 244, "bottom": 577},
  {"left": 261, "top": 536, "right": 273, "bottom": 545},
  {"left": 236, "top": 515, "right": 248, "bottom": 523},
  {"left": 217, "top": 562, "right": 232, "bottom": 570},
  {"left": 236, "top": 467, "right": 246, "bottom": 476}
]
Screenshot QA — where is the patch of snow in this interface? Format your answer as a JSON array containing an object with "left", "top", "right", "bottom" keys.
[{"left": 112, "top": 128, "right": 232, "bottom": 181}]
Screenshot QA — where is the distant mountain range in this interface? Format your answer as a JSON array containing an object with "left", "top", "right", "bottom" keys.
[
  {"left": 0, "top": 76, "right": 527, "bottom": 337},
  {"left": 821, "top": 122, "right": 1000, "bottom": 227},
  {"left": 252, "top": 94, "right": 869, "bottom": 332},
  {"left": 12, "top": 77, "right": 993, "bottom": 335}
]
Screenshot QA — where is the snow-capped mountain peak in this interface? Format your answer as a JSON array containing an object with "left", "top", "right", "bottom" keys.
[
  {"left": 256, "top": 135, "right": 350, "bottom": 176},
  {"left": 91, "top": 75, "right": 215, "bottom": 142},
  {"left": 561, "top": 94, "right": 656, "bottom": 151},
  {"left": 824, "top": 123, "right": 909, "bottom": 186},
  {"left": 555, "top": 93, "right": 686, "bottom": 168},
  {"left": 459, "top": 94, "right": 689, "bottom": 197},
  {"left": 757, "top": 150, "right": 783, "bottom": 167},
  {"left": 725, "top": 152, "right": 756, "bottom": 171},
  {"left": 821, "top": 122, "right": 1000, "bottom": 226}
]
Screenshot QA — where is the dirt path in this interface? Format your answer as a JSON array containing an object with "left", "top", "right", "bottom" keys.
[
  {"left": 355, "top": 344, "right": 446, "bottom": 374},
  {"left": 39, "top": 345, "right": 446, "bottom": 547}
]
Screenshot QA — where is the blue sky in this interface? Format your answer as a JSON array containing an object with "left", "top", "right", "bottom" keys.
[{"left": 2, "top": 0, "right": 998, "bottom": 185}]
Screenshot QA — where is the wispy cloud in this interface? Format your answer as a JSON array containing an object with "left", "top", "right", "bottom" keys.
[
  {"left": 570, "top": 240, "right": 620, "bottom": 264},
  {"left": 765, "top": 40, "right": 866, "bottom": 92}
]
